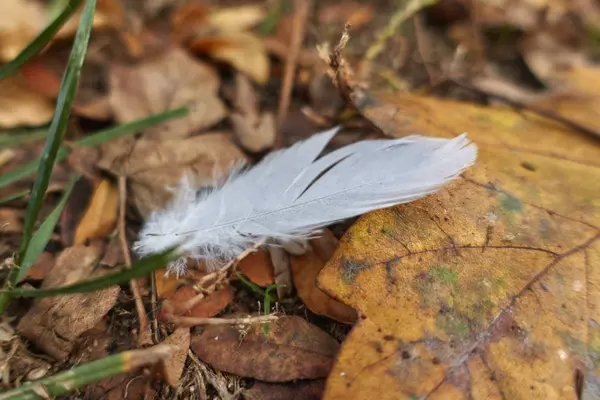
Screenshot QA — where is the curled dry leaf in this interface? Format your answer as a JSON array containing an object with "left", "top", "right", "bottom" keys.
[
  {"left": 98, "top": 132, "right": 246, "bottom": 217},
  {"left": 191, "top": 315, "right": 339, "bottom": 382},
  {"left": 74, "top": 179, "right": 119, "bottom": 245},
  {"left": 317, "top": 89, "right": 600, "bottom": 399},
  {"left": 291, "top": 231, "right": 357, "bottom": 324},
  {"left": 0, "top": 76, "right": 55, "bottom": 128},
  {"left": 160, "top": 327, "right": 191, "bottom": 387},
  {"left": 238, "top": 249, "right": 275, "bottom": 287},
  {"left": 17, "top": 245, "right": 119, "bottom": 361},
  {"left": 191, "top": 32, "right": 270, "bottom": 84},
  {"left": 108, "top": 47, "right": 226, "bottom": 141},
  {"left": 159, "top": 285, "right": 233, "bottom": 322}
]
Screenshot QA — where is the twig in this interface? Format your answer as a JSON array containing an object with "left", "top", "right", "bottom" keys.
[
  {"left": 450, "top": 79, "right": 600, "bottom": 141},
  {"left": 275, "top": 0, "right": 312, "bottom": 147},
  {"left": 118, "top": 175, "right": 151, "bottom": 346},
  {"left": 167, "top": 314, "right": 278, "bottom": 327}
]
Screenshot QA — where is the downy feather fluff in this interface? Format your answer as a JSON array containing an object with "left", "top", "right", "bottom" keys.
[{"left": 134, "top": 128, "right": 477, "bottom": 274}]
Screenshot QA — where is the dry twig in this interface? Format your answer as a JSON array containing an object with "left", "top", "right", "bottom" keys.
[
  {"left": 167, "top": 314, "right": 278, "bottom": 328},
  {"left": 275, "top": 0, "right": 313, "bottom": 147}
]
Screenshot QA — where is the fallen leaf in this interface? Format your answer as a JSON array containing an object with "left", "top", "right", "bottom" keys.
[
  {"left": 67, "top": 146, "right": 101, "bottom": 181},
  {"left": 161, "top": 327, "right": 190, "bottom": 387},
  {"left": 207, "top": 4, "right": 266, "bottom": 33},
  {"left": 0, "top": 76, "right": 55, "bottom": 128},
  {"left": 317, "top": 89, "right": 600, "bottom": 399},
  {"left": 231, "top": 112, "right": 276, "bottom": 152},
  {"left": 318, "top": 3, "right": 375, "bottom": 28},
  {"left": 99, "top": 235, "right": 124, "bottom": 268},
  {"left": 0, "top": 208, "right": 22, "bottom": 233},
  {"left": 238, "top": 249, "right": 275, "bottom": 287},
  {"left": 160, "top": 285, "right": 233, "bottom": 321},
  {"left": 191, "top": 32, "right": 270, "bottom": 84},
  {"left": 191, "top": 315, "right": 339, "bottom": 382},
  {"left": 98, "top": 132, "right": 246, "bottom": 217},
  {"left": 0, "top": 0, "right": 46, "bottom": 62},
  {"left": 108, "top": 47, "right": 226, "bottom": 140},
  {"left": 291, "top": 232, "right": 357, "bottom": 324},
  {"left": 17, "top": 245, "right": 119, "bottom": 360},
  {"left": 56, "top": 0, "right": 124, "bottom": 39},
  {"left": 22, "top": 251, "right": 55, "bottom": 281},
  {"left": 244, "top": 379, "right": 325, "bottom": 400},
  {"left": 74, "top": 179, "right": 119, "bottom": 245},
  {"left": 155, "top": 268, "right": 181, "bottom": 298}
]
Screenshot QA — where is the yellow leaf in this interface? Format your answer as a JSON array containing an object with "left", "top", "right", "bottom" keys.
[
  {"left": 0, "top": 0, "right": 46, "bottom": 62},
  {"left": 0, "top": 76, "right": 54, "bottom": 128},
  {"left": 318, "top": 85, "right": 600, "bottom": 398},
  {"left": 74, "top": 179, "right": 119, "bottom": 245},
  {"left": 208, "top": 4, "right": 266, "bottom": 32}
]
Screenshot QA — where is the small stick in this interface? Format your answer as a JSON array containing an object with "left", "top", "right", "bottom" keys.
[
  {"left": 118, "top": 175, "right": 151, "bottom": 346},
  {"left": 275, "top": 0, "right": 312, "bottom": 147},
  {"left": 167, "top": 314, "right": 278, "bottom": 327}
]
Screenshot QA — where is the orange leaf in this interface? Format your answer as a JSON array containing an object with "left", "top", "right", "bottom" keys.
[
  {"left": 154, "top": 268, "right": 182, "bottom": 299},
  {"left": 291, "top": 231, "right": 357, "bottom": 324},
  {"left": 74, "top": 180, "right": 119, "bottom": 245},
  {"left": 238, "top": 249, "right": 275, "bottom": 286}
]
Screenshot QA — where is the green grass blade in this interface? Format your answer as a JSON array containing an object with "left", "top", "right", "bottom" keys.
[
  {"left": 19, "top": 0, "right": 96, "bottom": 263},
  {"left": 16, "top": 175, "right": 79, "bottom": 282},
  {"left": 0, "top": 0, "right": 84, "bottom": 80},
  {"left": 0, "top": 107, "right": 187, "bottom": 190},
  {"left": 0, "top": 190, "right": 30, "bottom": 205},
  {"left": 75, "top": 107, "right": 188, "bottom": 147},
  {"left": 0, "top": 345, "right": 172, "bottom": 400},
  {"left": 10, "top": 249, "right": 175, "bottom": 299},
  {"left": 0, "top": 129, "right": 48, "bottom": 150},
  {"left": 0, "top": 147, "right": 70, "bottom": 190}
]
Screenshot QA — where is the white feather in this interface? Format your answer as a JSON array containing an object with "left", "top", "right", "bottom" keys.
[{"left": 134, "top": 128, "right": 477, "bottom": 274}]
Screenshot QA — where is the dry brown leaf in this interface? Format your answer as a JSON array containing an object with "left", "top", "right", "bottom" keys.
[
  {"left": 191, "top": 315, "right": 339, "bottom": 382},
  {"left": 22, "top": 251, "right": 55, "bottom": 281},
  {"left": 155, "top": 268, "right": 181, "bottom": 298},
  {"left": 318, "top": 88, "right": 600, "bottom": 399},
  {"left": 98, "top": 132, "right": 246, "bottom": 217},
  {"left": 108, "top": 47, "right": 226, "bottom": 140},
  {"left": 0, "top": 208, "right": 22, "bottom": 233},
  {"left": 161, "top": 327, "right": 190, "bottom": 387},
  {"left": 0, "top": 0, "right": 46, "bottom": 62},
  {"left": 55, "top": 0, "right": 125, "bottom": 39},
  {"left": 244, "top": 379, "right": 325, "bottom": 400},
  {"left": 17, "top": 245, "right": 119, "bottom": 360},
  {"left": 0, "top": 76, "right": 55, "bottom": 128},
  {"left": 230, "top": 111, "right": 276, "bottom": 152},
  {"left": 160, "top": 285, "right": 233, "bottom": 321},
  {"left": 238, "top": 249, "right": 275, "bottom": 287},
  {"left": 291, "top": 232, "right": 357, "bottom": 324},
  {"left": 74, "top": 179, "right": 119, "bottom": 245},
  {"left": 318, "top": 2, "right": 375, "bottom": 28}
]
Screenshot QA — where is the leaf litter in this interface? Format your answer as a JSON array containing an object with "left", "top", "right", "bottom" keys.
[{"left": 2, "top": 0, "right": 600, "bottom": 399}]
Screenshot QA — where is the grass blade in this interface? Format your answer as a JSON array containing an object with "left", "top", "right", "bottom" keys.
[
  {"left": 0, "top": 0, "right": 84, "bottom": 80},
  {"left": 0, "top": 190, "right": 30, "bottom": 205},
  {"left": 0, "top": 345, "right": 173, "bottom": 400},
  {"left": 10, "top": 249, "right": 175, "bottom": 299},
  {"left": 16, "top": 175, "right": 79, "bottom": 282},
  {"left": 19, "top": 0, "right": 96, "bottom": 262},
  {"left": 0, "top": 129, "right": 48, "bottom": 150},
  {"left": 75, "top": 107, "right": 188, "bottom": 147},
  {"left": 0, "top": 148, "right": 70, "bottom": 190}
]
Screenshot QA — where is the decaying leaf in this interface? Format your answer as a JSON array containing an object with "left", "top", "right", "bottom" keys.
[
  {"left": 98, "top": 132, "right": 246, "bottom": 217},
  {"left": 0, "top": 76, "right": 55, "bottom": 128},
  {"left": 74, "top": 179, "right": 119, "bottom": 245},
  {"left": 269, "top": 247, "right": 293, "bottom": 299},
  {"left": 291, "top": 231, "right": 357, "bottom": 324},
  {"left": 191, "top": 315, "right": 339, "bottom": 382},
  {"left": 22, "top": 251, "right": 55, "bottom": 281},
  {"left": 317, "top": 88, "right": 600, "bottom": 399},
  {"left": 238, "top": 249, "right": 275, "bottom": 287},
  {"left": 161, "top": 327, "right": 190, "bottom": 387},
  {"left": 0, "top": 208, "right": 22, "bottom": 233},
  {"left": 17, "top": 245, "right": 119, "bottom": 361},
  {"left": 108, "top": 47, "right": 226, "bottom": 141},
  {"left": 244, "top": 379, "right": 326, "bottom": 400}
]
